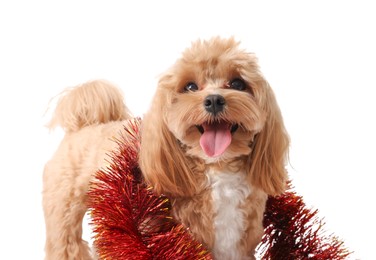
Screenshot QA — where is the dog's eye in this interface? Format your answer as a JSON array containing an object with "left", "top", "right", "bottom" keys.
[
  {"left": 229, "top": 78, "right": 246, "bottom": 91},
  {"left": 184, "top": 82, "right": 199, "bottom": 92}
]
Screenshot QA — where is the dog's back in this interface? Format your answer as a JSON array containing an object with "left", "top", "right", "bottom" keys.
[{"left": 43, "top": 80, "right": 131, "bottom": 260}]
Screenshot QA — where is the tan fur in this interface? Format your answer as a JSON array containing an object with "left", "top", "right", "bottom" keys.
[
  {"left": 139, "top": 37, "right": 289, "bottom": 258},
  {"left": 43, "top": 80, "right": 132, "bottom": 260},
  {"left": 47, "top": 79, "right": 131, "bottom": 133}
]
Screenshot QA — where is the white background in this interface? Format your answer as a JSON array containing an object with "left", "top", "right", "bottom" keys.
[{"left": 1, "top": 1, "right": 375, "bottom": 259}]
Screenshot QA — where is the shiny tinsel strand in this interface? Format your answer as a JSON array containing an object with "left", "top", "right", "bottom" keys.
[
  {"left": 259, "top": 185, "right": 352, "bottom": 259},
  {"left": 87, "top": 118, "right": 211, "bottom": 259}
]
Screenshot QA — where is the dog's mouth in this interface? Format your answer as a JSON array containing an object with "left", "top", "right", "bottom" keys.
[{"left": 196, "top": 122, "right": 239, "bottom": 157}]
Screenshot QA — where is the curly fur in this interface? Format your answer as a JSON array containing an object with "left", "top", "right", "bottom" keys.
[{"left": 43, "top": 80, "right": 132, "bottom": 259}]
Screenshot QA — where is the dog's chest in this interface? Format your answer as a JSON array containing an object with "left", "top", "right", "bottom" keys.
[{"left": 208, "top": 170, "right": 252, "bottom": 259}]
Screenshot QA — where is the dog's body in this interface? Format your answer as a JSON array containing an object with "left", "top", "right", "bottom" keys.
[
  {"left": 43, "top": 38, "right": 289, "bottom": 260},
  {"left": 43, "top": 80, "right": 131, "bottom": 259}
]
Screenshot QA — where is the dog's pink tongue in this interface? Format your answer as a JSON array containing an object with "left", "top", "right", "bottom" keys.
[{"left": 200, "top": 122, "right": 232, "bottom": 157}]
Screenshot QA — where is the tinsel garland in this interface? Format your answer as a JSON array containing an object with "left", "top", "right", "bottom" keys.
[
  {"left": 88, "top": 119, "right": 351, "bottom": 259},
  {"left": 259, "top": 189, "right": 351, "bottom": 259},
  {"left": 88, "top": 118, "right": 211, "bottom": 259}
]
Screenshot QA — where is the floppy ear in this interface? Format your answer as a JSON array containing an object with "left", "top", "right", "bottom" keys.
[
  {"left": 247, "top": 81, "right": 290, "bottom": 196},
  {"left": 139, "top": 78, "right": 199, "bottom": 198}
]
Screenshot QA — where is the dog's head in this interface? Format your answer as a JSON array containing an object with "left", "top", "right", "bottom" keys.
[{"left": 139, "top": 37, "right": 289, "bottom": 197}]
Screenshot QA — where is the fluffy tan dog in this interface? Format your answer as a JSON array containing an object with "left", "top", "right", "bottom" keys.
[{"left": 43, "top": 37, "right": 289, "bottom": 260}]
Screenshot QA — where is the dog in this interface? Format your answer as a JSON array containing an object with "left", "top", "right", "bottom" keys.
[{"left": 43, "top": 37, "right": 289, "bottom": 260}]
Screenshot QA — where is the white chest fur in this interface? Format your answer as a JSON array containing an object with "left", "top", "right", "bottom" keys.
[{"left": 208, "top": 170, "right": 252, "bottom": 260}]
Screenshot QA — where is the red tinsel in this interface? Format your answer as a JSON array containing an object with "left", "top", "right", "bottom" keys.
[
  {"left": 88, "top": 119, "right": 351, "bottom": 259},
  {"left": 88, "top": 118, "right": 211, "bottom": 259},
  {"left": 259, "top": 188, "right": 352, "bottom": 259}
]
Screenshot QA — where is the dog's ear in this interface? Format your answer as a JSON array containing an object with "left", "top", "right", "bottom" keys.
[
  {"left": 247, "top": 81, "right": 290, "bottom": 196},
  {"left": 139, "top": 77, "right": 198, "bottom": 198}
]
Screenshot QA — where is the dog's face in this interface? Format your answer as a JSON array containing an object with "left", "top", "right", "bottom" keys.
[
  {"left": 162, "top": 39, "right": 267, "bottom": 162},
  {"left": 140, "top": 37, "right": 289, "bottom": 197}
]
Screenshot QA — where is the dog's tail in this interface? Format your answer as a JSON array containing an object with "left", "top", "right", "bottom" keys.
[{"left": 47, "top": 79, "right": 132, "bottom": 132}]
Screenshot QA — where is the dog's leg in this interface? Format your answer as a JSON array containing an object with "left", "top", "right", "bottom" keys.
[{"left": 43, "top": 162, "right": 92, "bottom": 260}]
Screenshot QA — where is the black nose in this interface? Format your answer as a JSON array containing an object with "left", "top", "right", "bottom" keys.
[{"left": 204, "top": 94, "right": 226, "bottom": 115}]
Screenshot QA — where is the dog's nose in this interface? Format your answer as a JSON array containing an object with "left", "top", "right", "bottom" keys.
[{"left": 204, "top": 94, "right": 226, "bottom": 115}]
